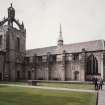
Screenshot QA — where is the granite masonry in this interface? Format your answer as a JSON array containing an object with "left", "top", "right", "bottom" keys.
[{"left": 0, "top": 4, "right": 105, "bottom": 81}]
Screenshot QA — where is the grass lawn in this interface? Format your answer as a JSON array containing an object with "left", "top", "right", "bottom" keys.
[
  {"left": 38, "top": 83, "right": 94, "bottom": 90},
  {"left": 0, "top": 85, "right": 96, "bottom": 105}
]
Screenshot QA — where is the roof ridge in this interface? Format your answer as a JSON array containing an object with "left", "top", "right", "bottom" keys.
[
  {"left": 26, "top": 39, "right": 104, "bottom": 56},
  {"left": 64, "top": 39, "right": 104, "bottom": 46},
  {"left": 27, "top": 39, "right": 104, "bottom": 51},
  {"left": 27, "top": 45, "right": 56, "bottom": 51}
]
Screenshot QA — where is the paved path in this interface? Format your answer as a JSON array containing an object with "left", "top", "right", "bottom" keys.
[
  {"left": 0, "top": 83, "right": 96, "bottom": 93},
  {"left": 98, "top": 85, "right": 105, "bottom": 105}
]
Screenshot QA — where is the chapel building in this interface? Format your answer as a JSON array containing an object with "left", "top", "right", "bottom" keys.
[{"left": 0, "top": 4, "right": 105, "bottom": 81}]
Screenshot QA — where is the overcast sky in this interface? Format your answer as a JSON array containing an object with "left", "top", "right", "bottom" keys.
[{"left": 0, "top": 0, "right": 105, "bottom": 49}]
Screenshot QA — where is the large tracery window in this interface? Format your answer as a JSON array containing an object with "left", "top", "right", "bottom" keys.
[{"left": 86, "top": 54, "right": 98, "bottom": 75}]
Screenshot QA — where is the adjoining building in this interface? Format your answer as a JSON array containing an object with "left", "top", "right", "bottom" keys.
[{"left": 0, "top": 4, "right": 105, "bottom": 81}]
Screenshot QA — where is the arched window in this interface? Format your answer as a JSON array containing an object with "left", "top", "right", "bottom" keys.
[
  {"left": 16, "top": 37, "right": 20, "bottom": 51},
  {"left": 86, "top": 54, "right": 98, "bottom": 75}
]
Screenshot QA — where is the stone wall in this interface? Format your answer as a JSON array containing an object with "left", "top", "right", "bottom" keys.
[
  {"left": 0, "top": 26, "right": 26, "bottom": 81},
  {"left": 25, "top": 50, "right": 105, "bottom": 81}
]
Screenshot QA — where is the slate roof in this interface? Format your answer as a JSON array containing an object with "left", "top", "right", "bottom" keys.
[{"left": 26, "top": 40, "right": 105, "bottom": 56}]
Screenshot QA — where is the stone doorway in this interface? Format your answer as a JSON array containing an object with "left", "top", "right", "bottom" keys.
[
  {"left": 74, "top": 71, "right": 79, "bottom": 80},
  {"left": 0, "top": 73, "right": 2, "bottom": 80},
  {"left": 17, "top": 71, "right": 20, "bottom": 80},
  {"left": 28, "top": 71, "right": 31, "bottom": 80}
]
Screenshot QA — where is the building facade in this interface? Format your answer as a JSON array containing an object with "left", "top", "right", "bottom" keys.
[
  {"left": 0, "top": 4, "right": 105, "bottom": 81},
  {"left": 0, "top": 4, "right": 26, "bottom": 81}
]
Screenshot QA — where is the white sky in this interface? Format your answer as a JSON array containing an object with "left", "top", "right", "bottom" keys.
[{"left": 0, "top": 0, "right": 105, "bottom": 49}]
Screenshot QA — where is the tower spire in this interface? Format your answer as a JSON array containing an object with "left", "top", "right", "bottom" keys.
[
  {"left": 59, "top": 24, "right": 63, "bottom": 40},
  {"left": 58, "top": 24, "right": 63, "bottom": 47},
  {"left": 10, "top": 3, "right": 12, "bottom": 7},
  {"left": 60, "top": 24, "right": 62, "bottom": 36}
]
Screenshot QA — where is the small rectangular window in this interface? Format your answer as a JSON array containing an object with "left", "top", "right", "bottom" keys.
[
  {"left": 73, "top": 53, "right": 79, "bottom": 60},
  {"left": 56, "top": 55, "right": 62, "bottom": 61},
  {"left": 52, "top": 55, "right": 56, "bottom": 62},
  {"left": 42, "top": 55, "right": 47, "bottom": 62},
  {"left": 30, "top": 56, "right": 33, "bottom": 63},
  {"left": 37, "top": 56, "right": 42, "bottom": 62},
  {"left": 25, "top": 57, "right": 29, "bottom": 63}
]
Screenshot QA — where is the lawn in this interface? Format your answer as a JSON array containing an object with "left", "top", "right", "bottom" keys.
[
  {"left": 37, "top": 82, "right": 94, "bottom": 90},
  {"left": 0, "top": 85, "right": 96, "bottom": 105}
]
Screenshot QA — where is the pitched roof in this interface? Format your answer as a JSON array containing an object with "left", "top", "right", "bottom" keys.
[{"left": 26, "top": 40, "right": 105, "bottom": 56}]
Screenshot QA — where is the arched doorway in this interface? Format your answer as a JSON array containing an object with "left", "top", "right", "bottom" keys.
[
  {"left": 28, "top": 71, "right": 31, "bottom": 80},
  {"left": 86, "top": 54, "right": 98, "bottom": 75},
  {"left": 17, "top": 71, "right": 20, "bottom": 80},
  {"left": 74, "top": 71, "right": 79, "bottom": 80},
  {"left": 0, "top": 73, "right": 2, "bottom": 80}
]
